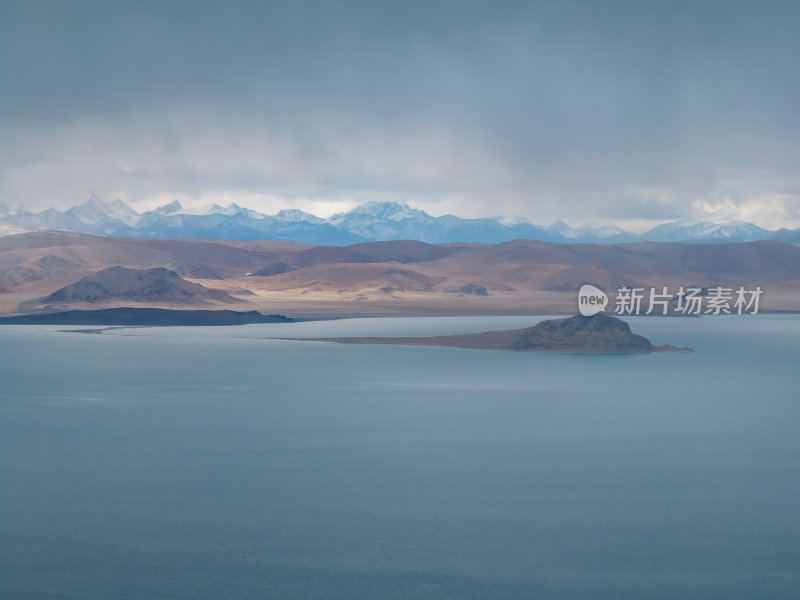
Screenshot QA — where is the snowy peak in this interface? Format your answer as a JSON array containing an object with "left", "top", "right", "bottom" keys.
[
  {"left": 66, "top": 194, "right": 112, "bottom": 224},
  {"left": 548, "top": 220, "right": 577, "bottom": 238},
  {"left": 275, "top": 209, "right": 324, "bottom": 224},
  {"left": 108, "top": 198, "right": 140, "bottom": 221},
  {"left": 579, "top": 223, "right": 627, "bottom": 239},
  {"left": 642, "top": 219, "right": 769, "bottom": 242},
  {"left": 332, "top": 201, "right": 421, "bottom": 222},
  {"left": 201, "top": 203, "right": 241, "bottom": 217},
  {"left": 154, "top": 200, "right": 184, "bottom": 215},
  {"left": 66, "top": 194, "right": 140, "bottom": 226},
  {"left": 185, "top": 203, "right": 267, "bottom": 219},
  {"left": 548, "top": 220, "right": 629, "bottom": 241}
]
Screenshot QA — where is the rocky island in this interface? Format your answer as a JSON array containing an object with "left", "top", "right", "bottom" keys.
[{"left": 293, "top": 313, "right": 693, "bottom": 354}]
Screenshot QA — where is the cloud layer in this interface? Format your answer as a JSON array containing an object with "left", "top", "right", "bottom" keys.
[{"left": 2, "top": 1, "right": 800, "bottom": 228}]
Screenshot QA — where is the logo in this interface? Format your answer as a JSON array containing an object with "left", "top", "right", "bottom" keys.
[
  {"left": 575, "top": 284, "right": 763, "bottom": 316},
  {"left": 578, "top": 284, "right": 608, "bottom": 316}
]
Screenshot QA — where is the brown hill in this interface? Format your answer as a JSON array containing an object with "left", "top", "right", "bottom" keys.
[
  {"left": 2, "top": 231, "right": 800, "bottom": 315},
  {"left": 31, "top": 266, "right": 241, "bottom": 308}
]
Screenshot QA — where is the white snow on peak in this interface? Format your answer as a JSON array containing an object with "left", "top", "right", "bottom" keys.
[
  {"left": 67, "top": 194, "right": 140, "bottom": 226},
  {"left": 328, "top": 201, "right": 422, "bottom": 225},
  {"left": 154, "top": 200, "right": 184, "bottom": 215},
  {"left": 274, "top": 209, "right": 324, "bottom": 223}
]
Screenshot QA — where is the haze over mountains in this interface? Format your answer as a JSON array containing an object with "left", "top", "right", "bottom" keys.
[{"left": 2, "top": 195, "right": 797, "bottom": 245}]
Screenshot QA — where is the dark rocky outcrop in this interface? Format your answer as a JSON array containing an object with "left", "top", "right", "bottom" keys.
[
  {"left": 513, "top": 313, "right": 654, "bottom": 353},
  {"left": 444, "top": 282, "right": 489, "bottom": 296},
  {"left": 39, "top": 266, "right": 241, "bottom": 305},
  {"left": 458, "top": 283, "right": 489, "bottom": 296}
]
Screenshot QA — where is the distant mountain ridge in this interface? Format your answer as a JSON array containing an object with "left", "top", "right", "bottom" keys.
[
  {"left": 2, "top": 196, "right": 797, "bottom": 245},
  {"left": 4, "top": 231, "right": 800, "bottom": 315}
]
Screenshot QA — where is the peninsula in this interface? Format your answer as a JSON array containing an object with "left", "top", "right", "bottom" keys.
[{"left": 290, "top": 313, "right": 693, "bottom": 354}]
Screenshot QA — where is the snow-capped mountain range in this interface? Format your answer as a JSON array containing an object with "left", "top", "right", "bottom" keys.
[{"left": 1, "top": 194, "right": 796, "bottom": 245}]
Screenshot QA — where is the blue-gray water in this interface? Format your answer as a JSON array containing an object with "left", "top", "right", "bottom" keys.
[{"left": 1, "top": 315, "right": 799, "bottom": 599}]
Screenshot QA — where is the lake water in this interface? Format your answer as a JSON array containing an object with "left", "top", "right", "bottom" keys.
[{"left": 1, "top": 315, "right": 799, "bottom": 599}]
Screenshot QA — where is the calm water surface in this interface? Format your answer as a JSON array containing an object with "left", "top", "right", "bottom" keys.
[{"left": 1, "top": 315, "right": 799, "bottom": 599}]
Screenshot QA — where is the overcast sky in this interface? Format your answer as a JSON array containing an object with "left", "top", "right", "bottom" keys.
[{"left": 2, "top": 0, "right": 800, "bottom": 228}]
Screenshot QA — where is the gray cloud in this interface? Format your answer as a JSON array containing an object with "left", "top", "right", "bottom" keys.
[{"left": 2, "top": 0, "right": 800, "bottom": 227}]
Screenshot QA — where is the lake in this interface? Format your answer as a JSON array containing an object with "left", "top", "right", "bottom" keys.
[{"left": 1, "top": 315, "right": 799, "bottom": 599}]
